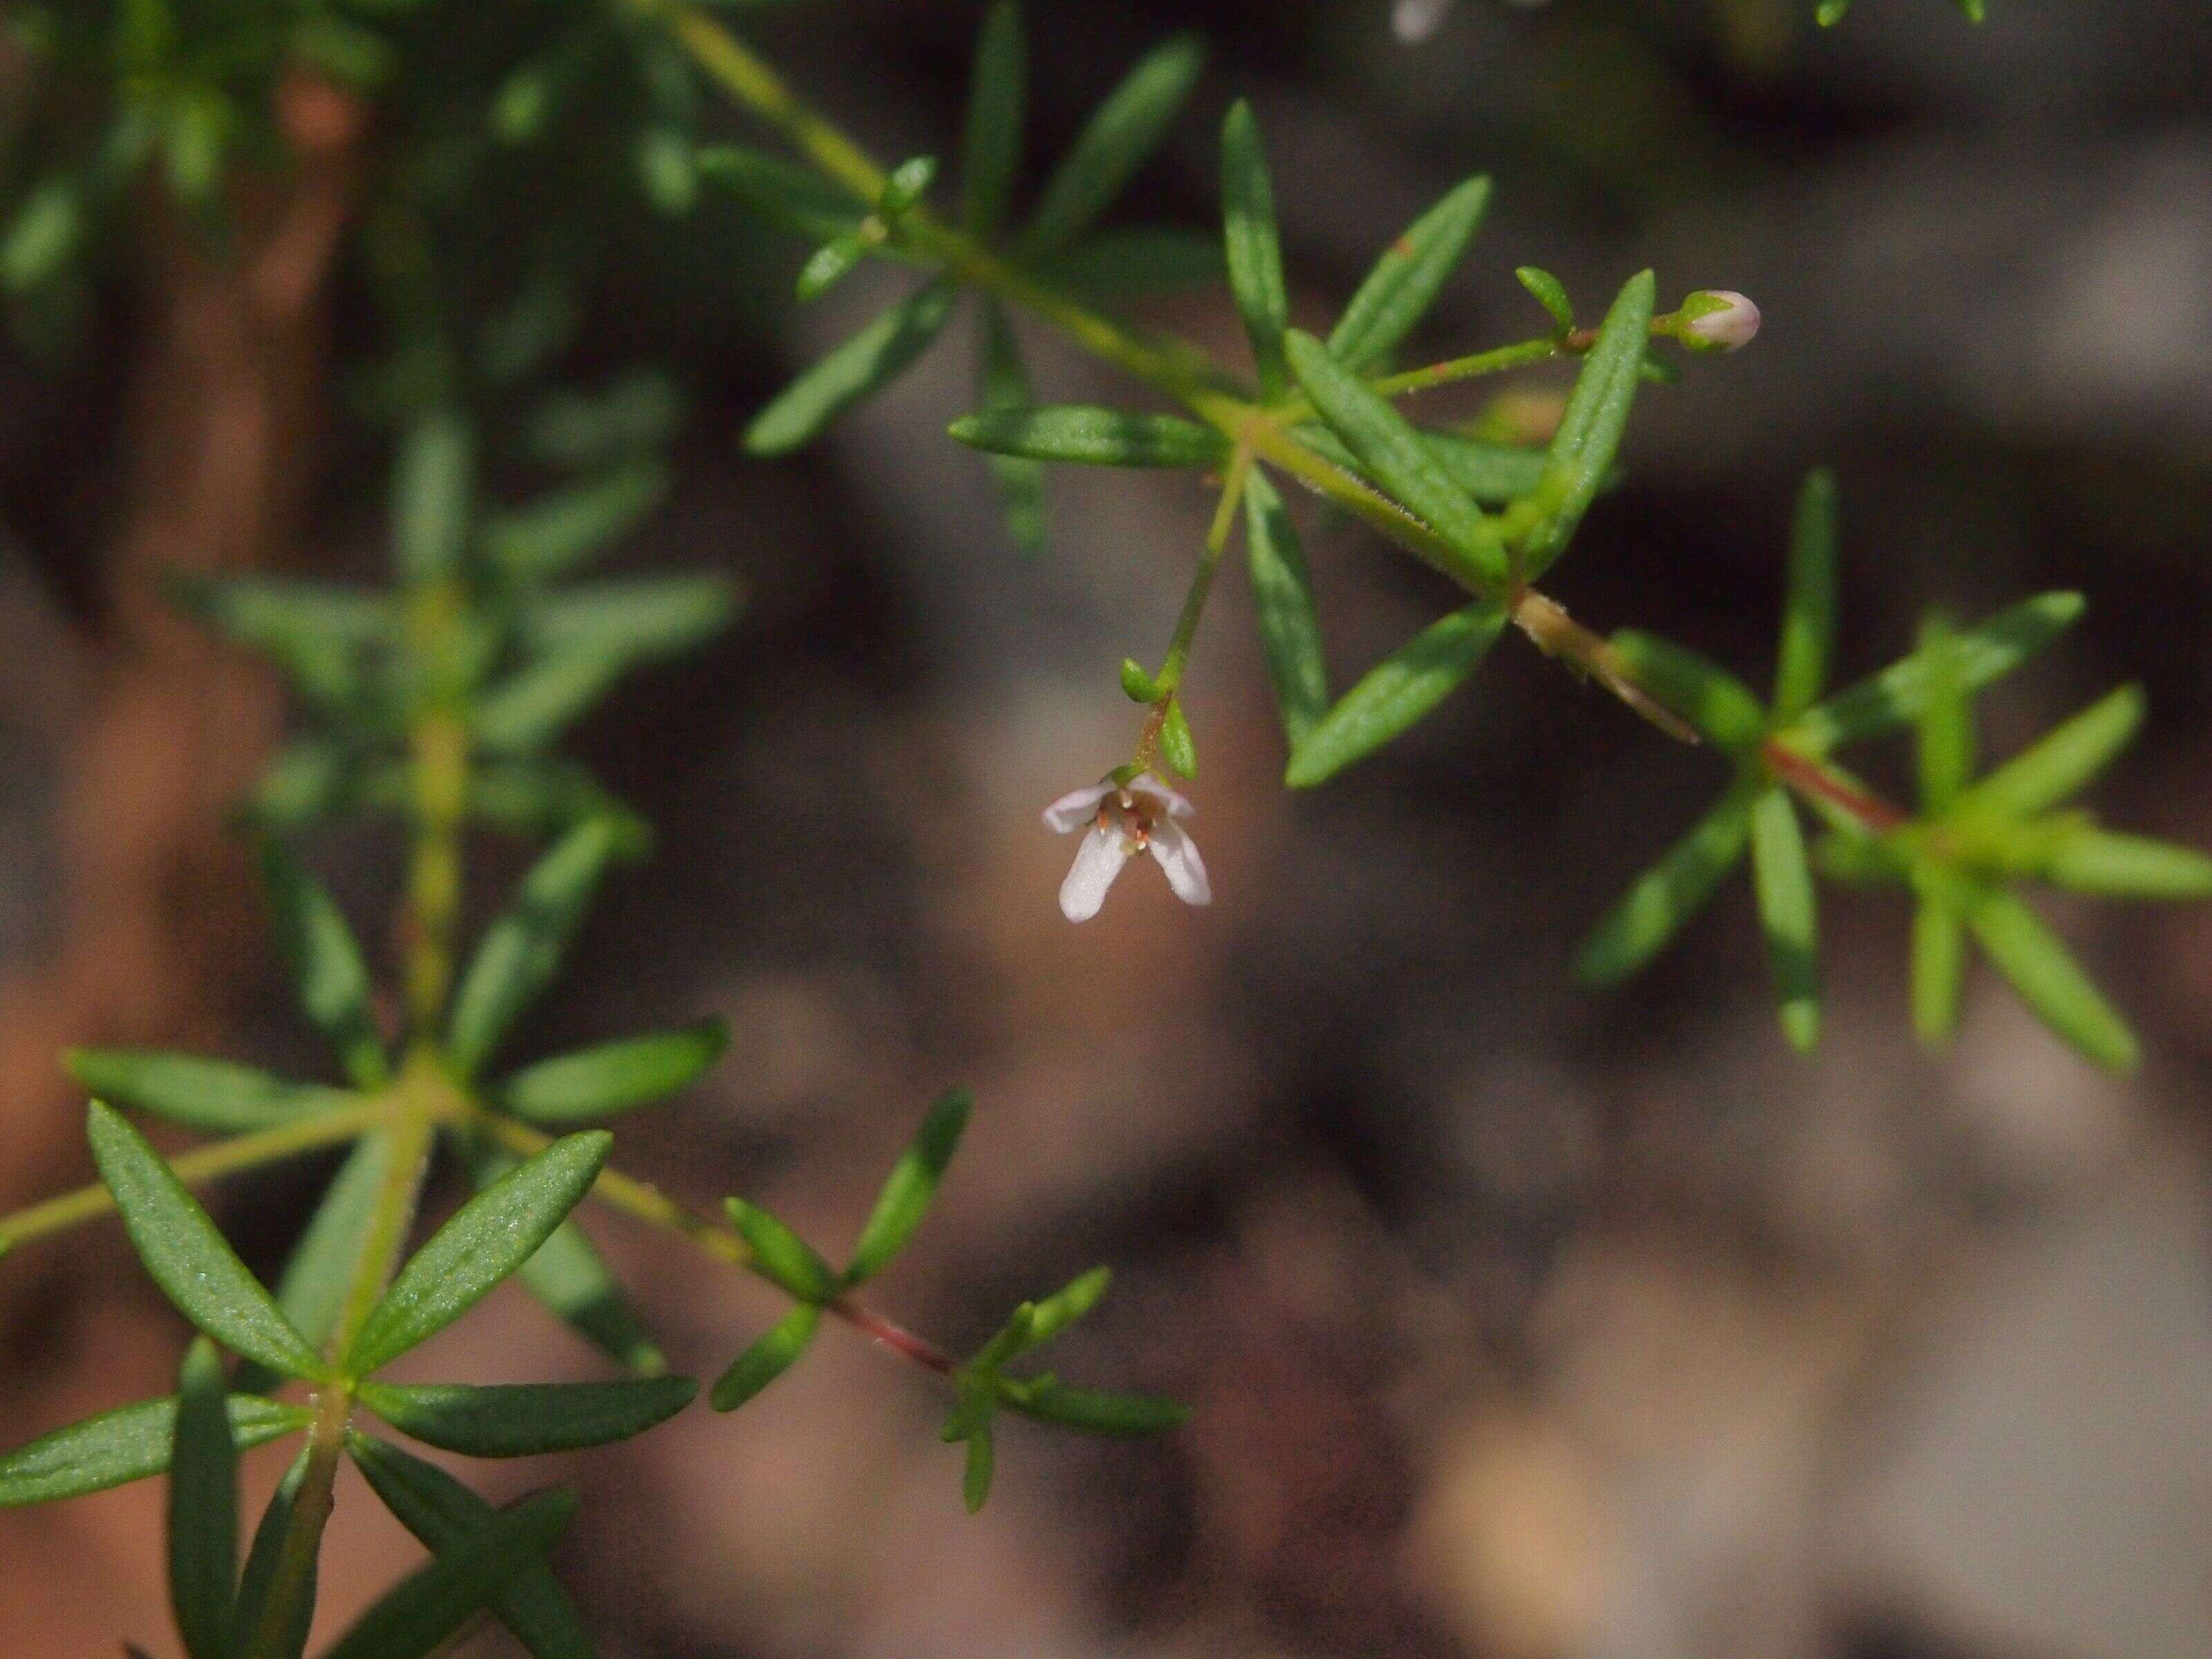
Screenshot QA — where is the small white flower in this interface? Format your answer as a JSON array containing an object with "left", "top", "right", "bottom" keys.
[
  {"left": 1042, "top": 773, "right": 1211, "bottom": 923},
  {"left": 1394, "top": 0, "right": 1454, "bottom": 41},
  {"left": 1680, "top": 290, "right": 1762, "bottom": 353}
]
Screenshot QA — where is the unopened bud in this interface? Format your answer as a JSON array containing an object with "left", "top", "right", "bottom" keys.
[{"left": 1678, "top": 290, "right": 1761, "bottom": 353}]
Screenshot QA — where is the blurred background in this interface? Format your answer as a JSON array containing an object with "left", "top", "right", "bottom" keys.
[{"left": 2, "top": 0, "right": 2211, "bottom": 1654}]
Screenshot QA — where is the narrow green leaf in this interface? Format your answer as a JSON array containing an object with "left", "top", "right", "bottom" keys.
[
  {"left": 235, "top": 1446, "right": 318, "bottom": 1659},
  {"left": 1285, "top": 599, "right": 1508, "bottom": 787},
  {"left": 1965, "top": 888, "right": 2138, "bottom": 1071},
  {"left": 1911, "top": 883, "right": 1966, "bottom": 1044},
  {"left": 1789, "top": 592, "right": 2085, "bottom": 753},
  {"left": 1295, "top": 424, "right": 1553, "bottom": 506},
  {"left": 745, "top": 279, "right": 959, "bottom": 456},
  {"left": 1032, "top": 225, "right": 1224, "bottom": 296},
  {"left": 845, "top": 1087, "right": 973, "bottom": 1286},
  {"left": 346, "top": 1434, "right": 594, "bottom": 1659},
  {"left": 1515, "top": 265, "right": 1575, "bottom": 333},
  {"left": 1243, "top": 470, "right": 1329, "bottom": 748},
  {"left": 261, "top": 841, "right": 388, "bottom": 1089},
  {"left": 245, "top": 738, "right": 379, "bottom": 832},
  {"left": 484, "top": 462, "right": 671, "bottom": 585},
  {"left": 962, "top": 1, "right": 1025, "bottom": 235},
  {"left": 88, "top": 1103, "right": 326, "bottom": 1380},
  {"left": 1576, "top": 782, "right": 1759, "bottom": 986},
  {"left": 878, "top": 155, "right": 937, "bottom": 216},
  {"left": 460, "top": 1141, "right": 664, "bottom": 1375},
  {"left": 1284, "top": 330, "right": 1508, "bottom": 587},
  {"left": 320, "top": 1488, "right": 579, "bottom": 1659},
  {"left": 346, "top": 1132, "right": 612, "bottom": 1376},
  {"left": 169, "top": 577, "right": 388, "bottom": 711},
  {"left": 496, "top": 1021, "right": 727, "bottom": 1126},
  {"left": 1020, "top": 35, "right": 1206, "bottom": 254},
  {"left": 1220, "top": 101, "right": 1288, "bottom": 400},
  {"left": 1159, "top": 700, "right": 1198, "bottom": 778},
  {"left": 1121, "top": 657, "right": 1163, "bottom": 702},
  {"left": 969, "top": 1305, "right": 1036, "bottom": 1375},
  {"left": 516, "top": 576, "right": 739, "bottom": 664},
  {"left": 1959, "top": 686, "right": 2144, "bottom": 820},
  {"left": 393, "top": 409, "right": 474, "bottom": 585},
  {"left": 977, "top": 301, "right": 1047, "bottom": 556},
  {"left": 1772, "top": 469, "right": 1838, "bottom": 720},
  {"left": 962, "top": 1417, "right": 995, "bottom": 1512},
  {"left": 948, "top": 404, "right": 1226, "bottom": 469},
  {"left": 469, "top": 650, "right": 630, "bottom": 756},
  {"left": 1024, "top": 1265, "right": 1111, "bottom": 1349},
  {"left": 358, "top": 1378, "right": 695, "bottom": 1458},
  {"left": 1004, "top": 1382, "right": 1190, "bottom": 1436},
  {"left": 1748, "top": 787, "right": 1820, "bottom": 1050},
  {"left": 447, "top": 819, "right": 622, "bottom": 1078},
  {"left": 2043, "top": 828, "right": 2212, "bottom": 900},
  {"left": 1327, "top": 176, "right": 1492, "bottom": 372},
  {"left": 0, "top": 1395, "right": 308, "bottom": 1508},
  {"left": 725, "top": 1198, "right": 838, "bottom": 1303},
  {"left": 169, "top": 1339, "right": 238, "bottom": 1659},
  {"left": 66, "top": 1049, "right": 350, "bottom": 1136},
  {"left": 465, "top": 761, "right": 653, "bottom": 854},
  {"left": 1608, "top": 631, "right": 1766, "bottom": 752},
  {"left": 524, "top": 375, "right": 683, "bottom": 468},
  {"left": 1521, "top": 270, "right": 1656, "bottom": 581},
  {"left": 238, "top": 1132, "right": 394, "bottom": 1393},
  {"left": 1916, "top": 615, "right": 1973, "bottom": 812},
  {"left": 695, "top": 144, "right": 868, "bottom": 243},
  {"left": 796, "top": 234, "right": 865, "bottom": 301},
  {"left": 710, "top": 1304, "right": 821, "bottom": 1411},
  {"left": 1, "top": 178, "right": 85, "bottom": 292}
]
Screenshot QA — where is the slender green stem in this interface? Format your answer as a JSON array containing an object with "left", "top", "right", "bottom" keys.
[
  {"left": 1159, "top": 446, "right": 1253, "bottom": 694},
  {"left": 239, "top": 1385, "right": 349, "bottom": 1659}
]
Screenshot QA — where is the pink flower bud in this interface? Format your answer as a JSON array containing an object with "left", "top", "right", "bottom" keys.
[{"left": 1680, "top": 290, "right": 1761, "bottom": 353}]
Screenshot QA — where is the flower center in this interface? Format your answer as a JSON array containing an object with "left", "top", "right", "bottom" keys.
[{"left": 1094, "top": 787, "right": 1156, "bottom": 851}]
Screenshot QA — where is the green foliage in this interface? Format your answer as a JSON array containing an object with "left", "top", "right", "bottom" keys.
[
  {"left": 1244, "top": 470, "right": 1329, "bottom": 750},
  {"left": 357, "top": 1378, "right": 698, "bottom": 1458},
  {"left": 949, "top": 405, "right": 1227, "bottom": 468},
  {"left": 1286, "top": 601, "right": 1508, "bottom": 787},
  {"left": 845, "top": 1087, "right": 973, "bottom": 1286},
  {"left": 68, "top": 1049, "right": 351, "bottom": 1135},
  {"left": 168, "top": 1340, "right": 240, "bottom": 1659},
  {"left": 0, "top": 1394, "right": 311, "bottom": 1509},
  {"left": 1328, "top": 177, "right": 1493, "bottom": 373},
  {"left": 319, "top": 1488, "right": 579, "bottom": 1659}
]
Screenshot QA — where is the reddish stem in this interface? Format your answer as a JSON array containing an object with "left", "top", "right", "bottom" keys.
[
  {"left": 830, "top": 1296, "right": 956, "bottom": 1375},
  {"left": 1761, "top": 740, "right": 1909, "bottom": 833}
]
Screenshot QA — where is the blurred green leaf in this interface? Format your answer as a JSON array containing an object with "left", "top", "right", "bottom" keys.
[
  {"left": 1910, "top": 879, "right": 1967, "bottom": 1044},
  {"left": 346, "top": 1132, "right": 612, "bottom": 1377},
  {"left": 469, "top": 651, "right": 630, "bottom": 756},
  {"left": 962, "top": 1, "right": 1026, "bottom": 235},
  {"left": 2043, "top": 827, "right": 2212, "bottom": 900},
  {"left": 1606, "top": 631, "right": 1765, "bottom": 752},
  {"left": 1243, "top": 469, "right": 1328, "bottom": 749},
  {"left": 1, "top": 179, "right": 85, "bottom": 292},
  {"left": 948, "top": 404, "right": 1226, "bottom": 468},
  {"left": 962, "top": 1416, "right": 995, "bottom": 1512},
  {"left": 1915, "top": 615, "right": 1973, "bottom": 813},
  {"left": 637, "top": 128, "right": 700, "bottom": 216},
  {"left": 1327, "top": 176, "right": 1492, "bottom": 373},
  {"left": 0, "top": 1394, "right": 308, "bottom": 1508},
  {"left": 495, "top": 1021, "right": 728, "bottom": 1126},
  {"left": 1285, "top": 599, "right": 1507, "bottom": 788},
  {"left": 517, "top": 575, "right": 739, "bottom": 664},
  {"left": 1521, "top": 271, "right": 1656, "bottom": 581},
  {"left": 1965, "top": 888, "right": 2137, "bottom": 1071},
  {"left": 725, "top": 1198, "right": 838, "bottom": 1303},
  {"left": 1220, "top": 100, "right": 1288, "bottom": 400},
  {"left": 1748, "top": 788, "right": 1820, "bottom": 1050},
  {"left": 710, "top": 1304, "right": 821, "bottom": 1411},
  {"left": 697, "top": 143, "right": 869, "bottom": 243},
  {"left": 1024, "top": 1265, "right": 1111, "bottom": 1350},
  {"left": 346, "top": 1434, "right": 594, "bottom": 1659},
  {"left": 66, "top": 1049, "right": 350, "bottom": 1135},
  {"left": 1295, "top": 424, "right": 1553, "bottom": 506},
  {"left": 234, "top": 1446, "right": 317, "bottom": 1659},
  {"left": 483, "top": 462, "right": 671, "bottom": 585},
  {"left": 88, "top": 1103, "right": 326, "bottom": 1381},
  {"left": 1033, "top": 226, "right": 1224, "bottom": 296},
  {"left": 168, "top": 1338, "right": 237, "bottom": 1659},
  {"left": 796, "top": 234, "right": 865, "bottom": 301},
  {"left": 1004, "top": 1381, "right": 1188, "bottom": 1436},
  {"left": 241, "top": 1132, "right": 393, "bottom": 1393},
  {"left": 1577, "top": 780, "right": 1759, "bottom": 986},
  {"left": 320, "top": 1488, "right": 579, "bottom": 1659},
  {"left": 447, "top": 819, "right": 623, "bottom": 1078},
  {"left": 357, "top": 1378, "right": 695, "bottom": 1458},
  {"left": 879, "top": 155, "right": 937, "bottom": 216},
  {"left": 746, "top": 279, "right": 959, "bottom": 456},
  {"left": 1020, "top": 35, "right": 1206, "bottom": 254},
  {"left": 977, "top": 301, "right": 1047, "bottom": 556},
  {"left": 524, "top": 375, "right": 684, "bottom": 468},
  {"left": 170, "top": 577, "right": 388, "bottom": 711},
  {"left": 1959, "top": 686, "right": 2143, "bottom": 821},
  {"left": 1772, "top": 469, "right": 1838, "bottom": 721},
  {"left": 845, "top": 1087, "right": 973, "bottom": 1286},
  {"left": 393, "top": 409, "right": 474, "bottom": 586},
  {"left": 260, "top": 841, "right": 389, "bottom": 1089},
  {"left": 1515, "top": 265, "right": 1575, "bottom": 333}
]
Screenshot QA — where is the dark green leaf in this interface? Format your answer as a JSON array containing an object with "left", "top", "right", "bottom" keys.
[
  {"left": 483, "top": 462, "right": 671, "bottom": 585},
  {"left": 345, "top": 1132, "right": 612, "bottom": 1376},
  {"left": 1515, "top": 265, "right": 1575, "bottom": 333},
  {"left": 962, "top": 2, "right": 1025, "bottom": 235},
  {"left": 710, "top": 1304, "right": 821, "bottom": 1411},
  {"left": 948, "top": 404, "right": 1226, "bottom": 469},
  {"left": 976, "top": 301, "right": 1047, "bottom": 556},
  {"left": 1327, "top": 176, "right": 1492, "bottom": 373},
  {"left": 695, "top": 144, "right": 868, "bottom": 243},
  {"left": 319, "top": 1488, "right": 579, "bottom": 1659},
  {"left": 1772, "top": 469, "right": 1838, "bottom": 720},
  {"left": 1295, "top": 424, "right": 1553, "bottom": 506},
  {"left": 725, "top": 1198, "right": 838, "bottom": 1303},
  {"left": 1788, "top": 592, "right": 2085, "bottom": 753},
  {"left": 0, "top": 1394, "right": 308, "bottom": 1508},
  {"left": 465, "top": 761, "right": 653, "bottom": 854},
  {"left": 235, "top": 1446, "right": 318, "bottom": 1659},
  {"left": 2043, "top": 828, "right": 2212, "bottom": 900},
  {"left": 168, "top": 1339, "right": 237, "bottom": 1659},
  {"left": 1576, "top": 782, "right": 1759, "bottom": 986},
  {"left": 1032, "top": 226, "right": 1224, "bottom": 296},
  {"left": 1607, "top": 631, "right": 1765, "bottom": 752},
  {"left": 1004, "top": 1382, "right": 1190, "bottom": 1436},
  {"left": 845, "top": 1087, "right": 973, "bottom": 1286},
  {"left": 1284, "top": 330, "right": 1508, "bottom": 588},
  {"left": 796, "top": 234, "right": 865, "bottom": 301},
  {"left": 357, "top": 1378, "right": 695, "bottom": 1458},
  {"left": 261, "top": 841, "right": 388, "bottom": 1089},
  {"left": 1748, "top": 787, "right": 1820, "bottom": 1051},
  {"left": 1965, "top": 888, "right": 2138, "bottom": 1071},
  {"left": 241, "top": 1132, "right": 393, "bottom": 1393},
  {"left": 346, "top": 1434, "right": 593, "bottom": 1659},
  {"left": 393, "top": 409, "right": 474, "bottom": 585},
  {"left": 447, "top": 820, "right": 624, "bottom": 1078},
  {"left": 1020, "top": 35, "right": 1206, "bottom": 254},
  {"left": 66, "top": 1049, "right": 351, "bottom": 1135},
  {"left": 88, "top": 1103, "right": 326, "bottom": 1381},
  {"left": 1915, "top": 615, "right": 1973, "bottom": 813},
  {"left": 523, "top": 375, "right": 683, "bottom": 468},
  {"left": 1285, "top": 599, "right": 1507, "bottom": 788},
  {"left": 496, "top": 1021, "right": 727, "bottom": 1125},
  {"left": 745, "top": 279, "right": 960, "bottom": 456},
  {"left": 1243, "top": 470, "right": 1329, "bottom": 749},
  {"left": 1220, "top": 101, "right": 1288, "bottom": 400},
  {"left": 1520, "top": 271, "right": 1656, "bottom": 581},
  {"left": 1959, "top": 686, "right": 2144, "bottom": 820}
]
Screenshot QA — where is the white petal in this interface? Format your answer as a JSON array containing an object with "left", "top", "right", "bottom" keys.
[
  {"left": 1131, "top": 773, "right": 1195, "bottom": 819},
  {"left": 1042, "top": 781, "right": 1115, "bottom": 834},
  {"left": 1060, "top": 827, "right": 1133, "bottom": 922},
  {"left": 1394, "top": 0, "right": 1453, "bottom": 42},
  {"left": 1147, "top": 818, "right": 1211, "bottom": 907}
]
